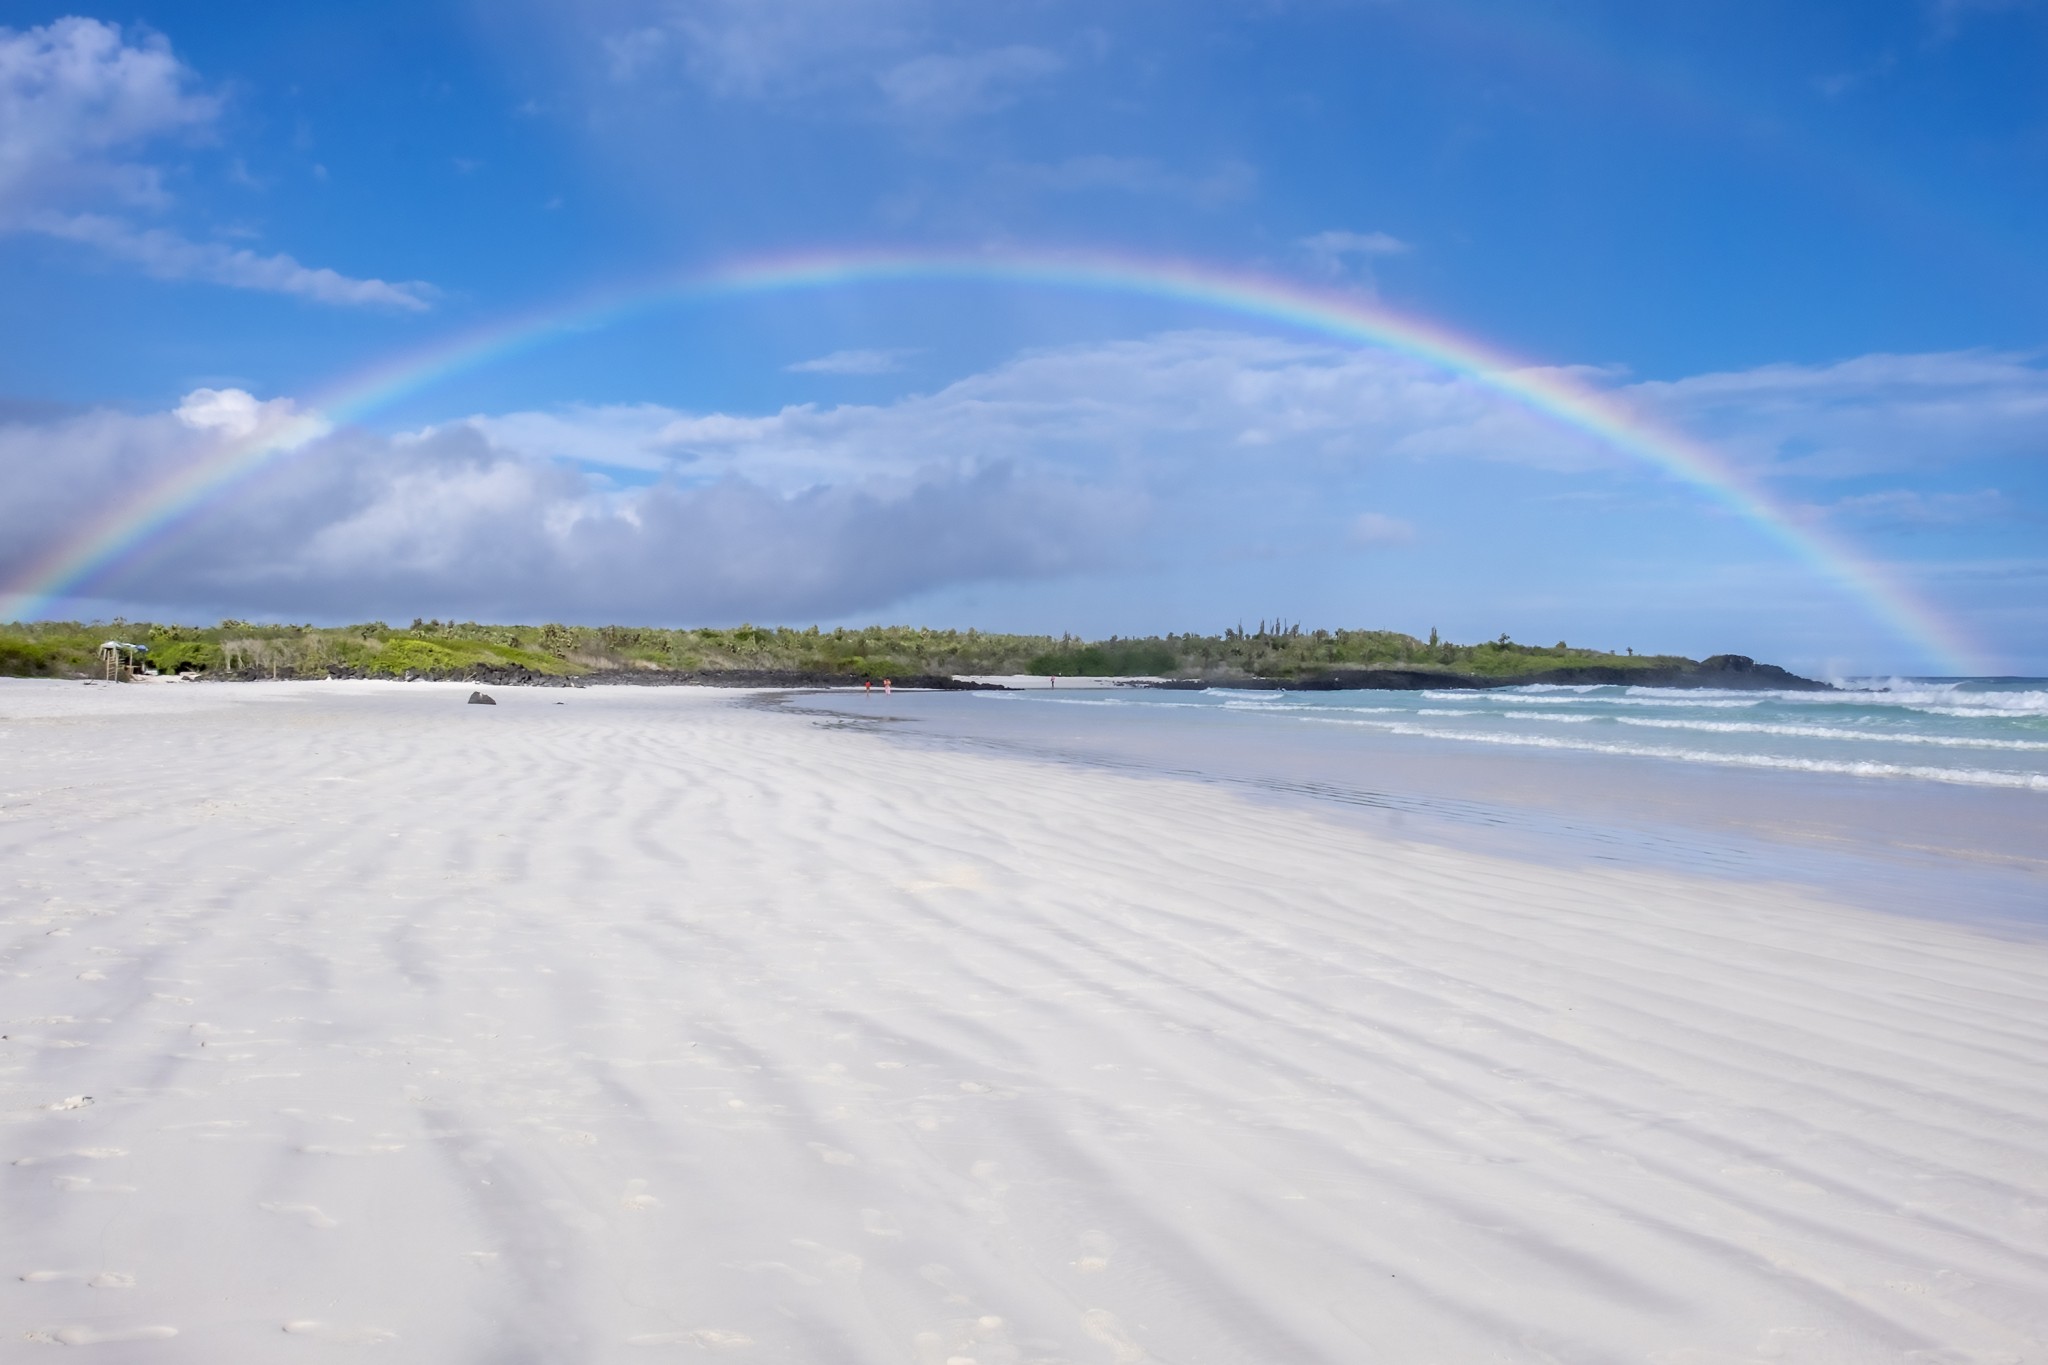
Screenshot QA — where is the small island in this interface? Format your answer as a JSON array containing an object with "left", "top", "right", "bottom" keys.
[{"left": 0, "top": 618, "right": 1829, "bottom": 690}]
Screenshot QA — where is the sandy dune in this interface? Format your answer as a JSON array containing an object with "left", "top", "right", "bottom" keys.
[{"left": 2, "top": 681, "right": 2044, "bottom": 1362}]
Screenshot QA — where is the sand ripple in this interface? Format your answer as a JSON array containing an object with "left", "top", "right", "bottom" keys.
[{"left": 1, "top": 679, "right": 2043, "bottom": 1361}]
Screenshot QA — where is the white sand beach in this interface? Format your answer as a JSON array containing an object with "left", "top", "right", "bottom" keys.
[{"left": 3, "top": 680, "right": 2044, "bottom": 1363}]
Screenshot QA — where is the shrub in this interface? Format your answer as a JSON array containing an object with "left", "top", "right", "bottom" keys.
[{"left": 0, "top": 638, "right": 55, "bottom": 676}]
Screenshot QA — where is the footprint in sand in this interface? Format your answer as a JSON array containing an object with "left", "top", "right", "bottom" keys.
[
  {"left": 1071, "top": 1229, "right": 1116, "bottom": 1274},
  {"left": 1081, "top": 1310, "right": 1148, "bottom": 1364},
  {"left": 260, "top": 1202, "right": 340, "bottom": 1228},
  {"left": 20, "top": 1270, "right": 134, "bottom": 1288},
  {"left": 913, "top": 1314, "right": 1009, "bottom": 1365},
  {"left": 13, "top": 1148, "right": 126, "bottom": 1167},
  {"left": 900, "top": 866, "right": 987, "bottom": 894}
]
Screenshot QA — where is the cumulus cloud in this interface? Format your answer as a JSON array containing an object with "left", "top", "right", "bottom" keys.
[
  {"left": 0, "top": 16, "right": 432, "bottom": 309},
  {"left": 0, "top": 15, "right": 214, "bottom": 208},
  {"left": 174, "top": 386, "right": 330, "bottom": 445},
  {"left": 0, "top": 386, "right": 1128, "bottom": 622},
  {"left": 176, "top": 387, "right": 283, "bottom": 437},
  {"left": 3, "top": 337, "right": 2040, "bottom": 624},
  {"left": 447, "top": 403, "right": 688, "bottom": 474},
  {"left": 0, "top": 404, "right": 203, "bottom": 569}
]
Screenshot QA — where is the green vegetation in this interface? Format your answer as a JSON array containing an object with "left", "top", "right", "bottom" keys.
[
  {"left": 0, "top": 616, "right": 1691, "bottom": 682},
  {"left": 0, "top": 635, "right": 64, "bottom": 676}
]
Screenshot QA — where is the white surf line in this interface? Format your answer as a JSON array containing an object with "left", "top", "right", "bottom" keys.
[
  {"left": 1301, "top": 715, "right": 2048, "bottom": 790},
  {"left": 1434, "top": 710, "right": 2048, "bottom": 752}
]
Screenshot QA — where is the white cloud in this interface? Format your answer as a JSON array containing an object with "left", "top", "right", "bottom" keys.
[
  {"left": 876, "top": 44, "right": 1063, "bottom": 117},
  {"left": 1299, "top": 229, "right": 1411, "bottom": 274},
  {"left": 786, "top": 348, "right": 915, "bottom": 375},
  {"left": 449, "top": 403, "right": 690, "bottom": 473},
  {"left": 3, "top": 339, "right": 2040, "bottom": 625},
  {"left": 0, "top": 16, "right": 214, "bottom": 209},
  {"left": 1295, "top": 230, "right": 1414, "bottom": 297},
  {"left": 176, "top": 387, "right": 279, "bottom": 437},
  {"left": 175, "top": 386, "right": 330, "bottom": 445},
  {"left": 0, "top": 398, "right": 1122, "bottom": 621},
  {"left": 1826, "top": 488, "right": 2011, "bottom": 527},
  {"left": 29, "top": 211, "right": 435, "bottom": 310},
  {"left": 1627, "top": 349, "right": 2048, "bottom": 478},
  {"left": 593, "top": 1, "right": 1068, "bottom": 119},
  {"left": 607, "top": 0, "right": 921, "bottom": 98},
  {"left": 0, "top": 16, "right": 432, "bottom": 309},
  {"left": 1349, "top": 512, "right": 1417, "bottom": 547},
  {"left": 470, "top": 331, "right": 1637, "bottom": 497}
]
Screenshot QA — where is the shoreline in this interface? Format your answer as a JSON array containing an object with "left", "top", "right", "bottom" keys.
[{"left": 770, "top": 685, "right": 2048, "bottom": 931}]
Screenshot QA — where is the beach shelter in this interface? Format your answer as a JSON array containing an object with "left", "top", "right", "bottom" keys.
[{"left": 98, "top": 640, "right": 148, "bottom": 681}]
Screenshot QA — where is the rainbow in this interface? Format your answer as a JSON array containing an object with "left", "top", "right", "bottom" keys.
[{"left": 0, "top": 247, "right": 1985, "bottom": 673}]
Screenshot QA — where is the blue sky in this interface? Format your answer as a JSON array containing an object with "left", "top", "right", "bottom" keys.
[{"left": 1, "top": 1, "right": 2044, "bottom": 674}]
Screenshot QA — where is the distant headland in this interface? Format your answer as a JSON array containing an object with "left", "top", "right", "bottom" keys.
[{"left": 0, "top": 619, "right": 1830, "bottom": 691}]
